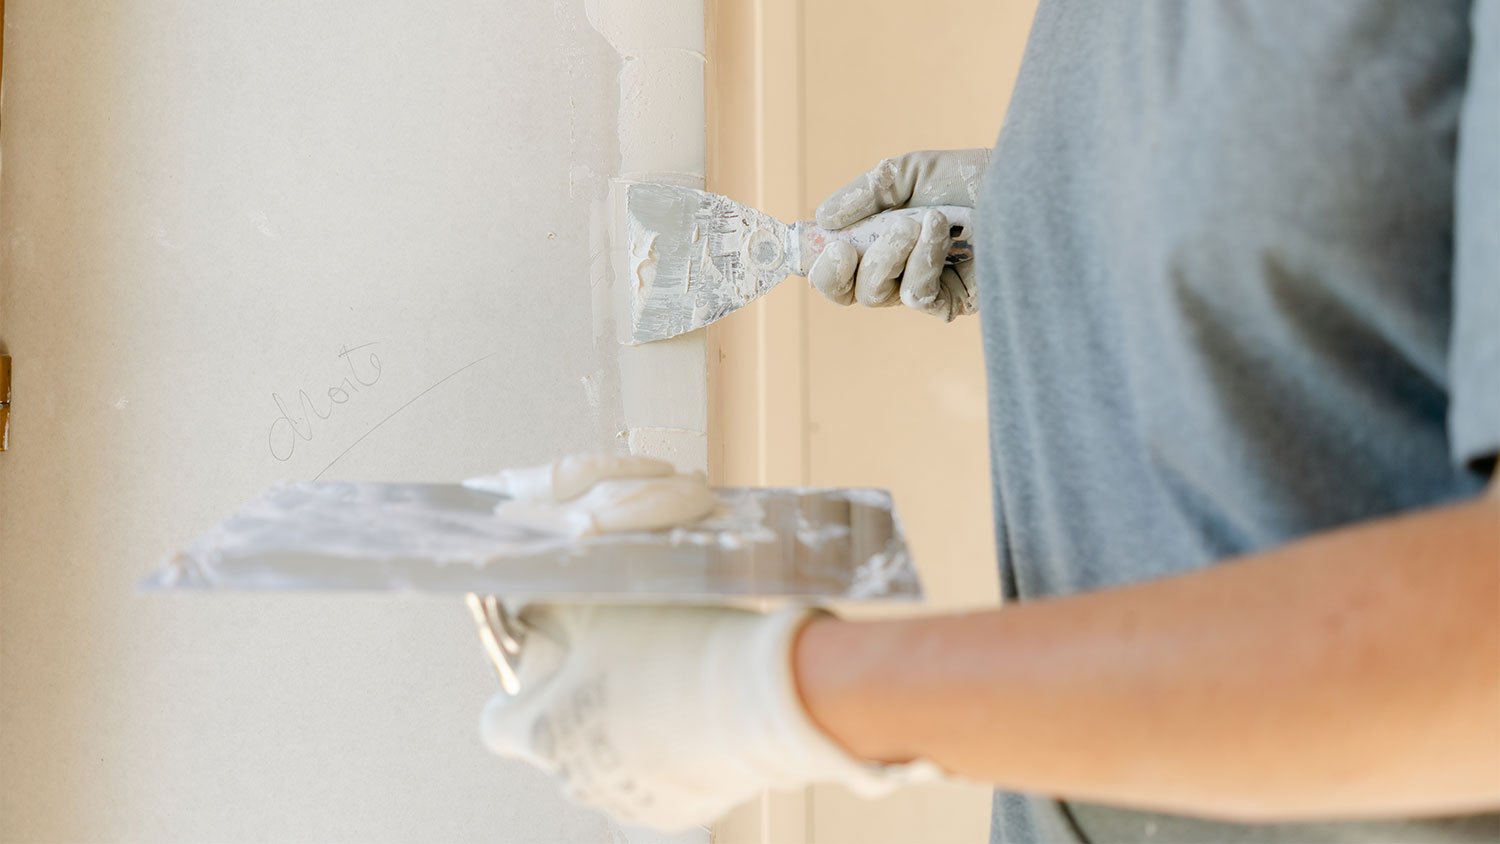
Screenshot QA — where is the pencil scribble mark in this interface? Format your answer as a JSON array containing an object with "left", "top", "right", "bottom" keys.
[
  {"left": 314, "top": 353, "right": 498, "bottom": 480},
  {"left": 268, "top": 342, "right": 384, "bottom": 462}
]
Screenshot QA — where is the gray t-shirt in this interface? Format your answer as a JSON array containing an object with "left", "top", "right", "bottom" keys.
[{"left": 975, "top": 1, "right": 1499, "bottom": 842}]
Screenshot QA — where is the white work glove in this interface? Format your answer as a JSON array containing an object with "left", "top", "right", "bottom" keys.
[
  {"left": 480, "top": 605, "right": 938, "bottom": 832},
  {"left": 809, "top": 148, "right": 989, "bottom": 320}
]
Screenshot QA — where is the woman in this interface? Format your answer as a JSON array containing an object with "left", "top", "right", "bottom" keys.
[{"left": 482, "top": 2, "right": 1500, "bottom": 841}]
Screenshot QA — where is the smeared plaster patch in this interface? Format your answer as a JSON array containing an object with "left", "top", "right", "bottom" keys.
[
  {"left": 249, "top": 209, "right": 279, "bottom": 239},
  {"left": 151, "top": 220, "right": 181, "bottom": 250},
  {"left": 615, "top": 336, "right": 707, "bottom": 431},
  {"left": 580, "top": 372, "right": 601, "bottom": 410},
  {"left": 618, "top": 426, "right": 707, "bottom": 473},
  {"left": 617, "top": 50, "right": 705, "bottom": 179},
  {"left": 568, "top": 163, "right": 600, "bottom": 199},
  {"left": 585, "top": 0, "right": 709, "bottom": 473},
  {"left": 583, "top": 0, "right": 703, "bottom": 53}
]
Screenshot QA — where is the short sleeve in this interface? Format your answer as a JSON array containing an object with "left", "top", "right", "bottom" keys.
[{"left": 1451, "top": 0, "right": 1500, "bottom": 472}]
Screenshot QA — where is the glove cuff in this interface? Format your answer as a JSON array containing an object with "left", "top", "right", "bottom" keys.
[{"left": 730, "top": 608, "right": 944, "bottom": 797}]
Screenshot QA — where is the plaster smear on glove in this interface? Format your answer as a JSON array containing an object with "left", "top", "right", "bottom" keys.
[{"left": 824, "top": 157, "right": 901, "bottom": 224}]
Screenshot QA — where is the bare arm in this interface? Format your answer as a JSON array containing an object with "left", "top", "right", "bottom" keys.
[{"left": 796, "top": 482, "right": 1500, "bottom": 822}]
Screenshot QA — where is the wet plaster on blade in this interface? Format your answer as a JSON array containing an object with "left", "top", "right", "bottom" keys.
[
  {"left": 606, "top": 180, "right": 707, "bottom": 434},
  {"left": 627, "top": 225, "right": 659, "bottom": 295},
  {"left": 492, "top": 472, "right": 716, "bottom": 537},
  {"left": 557, "top": 473, "right": 715, "bottom": 535},
  {"left": 465, "top": 452, "right": 675, "bottom": 502}
]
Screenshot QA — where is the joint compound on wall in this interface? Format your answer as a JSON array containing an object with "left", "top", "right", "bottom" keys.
[
  {"left": 586, "top": 0, "right": 709, "bottom": 471},
  {"left": 583, "top": 0, "right": 704, "bottom": 61},
  {"left": 618, "top": 427, "right": 708, "bottom": 474},
  {"left": 616, "top": 51, "right": 706, "bottom": 179}
]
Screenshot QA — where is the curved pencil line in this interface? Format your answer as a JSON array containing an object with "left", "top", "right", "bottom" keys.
[{"left": 313, "top": 353, "right": 498, "bottom": 480}]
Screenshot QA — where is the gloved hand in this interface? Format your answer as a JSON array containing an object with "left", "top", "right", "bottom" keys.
[
  {"left": 480, "top": 605, "right": 937, "bottom": 831},
  {"left": 809, "top": 148, "right": 989, "bottom": 320}
]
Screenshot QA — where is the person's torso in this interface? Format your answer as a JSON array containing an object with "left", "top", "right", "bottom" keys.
[{"left": 975, "top": 1, "right": 1494, "bottom": 841}]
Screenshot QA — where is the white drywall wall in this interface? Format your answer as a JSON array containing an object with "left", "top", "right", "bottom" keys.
[{"left": 0, "top": 1, "right": 705, "bottom": 841}]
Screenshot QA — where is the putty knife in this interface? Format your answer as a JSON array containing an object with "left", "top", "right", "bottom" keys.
[
  {"left": 144, "top": 481, "right": 920, "bottom": 604},
  {"left": 623, "top": 182, "right": 974, "bottom": 344}
]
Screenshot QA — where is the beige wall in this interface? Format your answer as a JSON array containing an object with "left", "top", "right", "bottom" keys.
[
  {"left": 800, "top": 2, "right": 1036, "bottom": 614},
  {"left": 0, "top": 3, "right": 706, "bottom": 842},
  {"left": 709, "top": 0, "right": 1038, "bottom": 841}
]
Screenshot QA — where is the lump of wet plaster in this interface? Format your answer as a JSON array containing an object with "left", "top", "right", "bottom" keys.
[{"left": 465, "top": 453, "right": 716, "bottom": 536}]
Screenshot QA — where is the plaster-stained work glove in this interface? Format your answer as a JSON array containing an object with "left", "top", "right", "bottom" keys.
[
  {"left": 480, "top": 605, "right": 939, "bottom": 831},
  {"left": 809, "top": 149, "right": 989, "bottom": 320}
]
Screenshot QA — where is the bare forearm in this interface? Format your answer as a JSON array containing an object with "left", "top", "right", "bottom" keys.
[{"left": 796, "top": 490, "right": 1500, "bottom": 821}]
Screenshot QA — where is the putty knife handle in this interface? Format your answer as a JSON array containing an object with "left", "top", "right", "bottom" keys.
[{"left": 794, "top": 205, "right": 975, "bottom": 275}]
